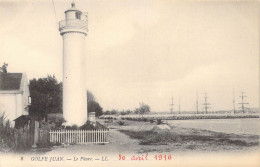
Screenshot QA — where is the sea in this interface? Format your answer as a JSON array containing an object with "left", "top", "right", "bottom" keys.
[{"left": 167, "top": 118, "right": 260, "bottom": 135}]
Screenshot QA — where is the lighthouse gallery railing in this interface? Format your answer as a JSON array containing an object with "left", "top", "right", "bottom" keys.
[{"left": 59, "top": 19, "right": 88, "bottom": 31}]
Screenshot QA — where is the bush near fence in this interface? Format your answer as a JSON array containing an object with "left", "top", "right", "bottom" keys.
[
  {"left": 14, "top": 126, "right": 33, "bottom": 151},
  {"left": 0, "top": 113, "right": 16, "bottom": 152},
  {"left": 55, "top": 121, "right": 108, "bottom": 131}
]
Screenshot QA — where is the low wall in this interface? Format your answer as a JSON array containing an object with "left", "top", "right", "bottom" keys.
[{"left": 100, "top": 113, "right": 259, "bottom": 121}]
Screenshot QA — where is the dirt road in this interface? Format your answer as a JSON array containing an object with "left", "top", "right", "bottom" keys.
[{"left": 45, "top": 128, "right": 142, "bottom": 156}]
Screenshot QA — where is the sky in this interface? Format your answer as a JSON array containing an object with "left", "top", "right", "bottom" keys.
[{"left": 0, "top": 0, "right": 259, "bottom": 112}]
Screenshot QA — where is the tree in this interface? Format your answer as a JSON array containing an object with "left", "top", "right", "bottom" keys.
[
  {"left": 110, "top": 109, "right": 118, "bottom": 115},
  {"left": 87, "top": 90, "right": 96, "bottom": 103},
  {"left": 134, "top": 108, "right": 139, "bottom": 114},
  {"left": 135, "top": 102, "right": 151, "bottom": 116},
  {"left": 87, "top": 90, "right": 103, "bottom": 117},
  {"left": 29, "top": 76, "right": 103, "bottom": 118},
  {"left": 126, "top": 110, "right": 132, "bottom": 115},
  {"left": 104, "top": 110, "right": 111, "bottom": 115},
  {"left": 0, "top": 63, "right": 8, "bottom": 73},
  {"left": 87, "top": 101, "right": 103, "bottom": 117},
  {"left": 120, "top": 111, "right": 127, "bottom": 115},
  {"left": 120, "top": 109, "right": 132, "bottom": 115},
  {"left": 29, "top": 75, "right": 62, "bottom": 118}
]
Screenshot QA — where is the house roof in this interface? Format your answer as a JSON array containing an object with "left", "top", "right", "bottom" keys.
[
  {"left": 0, "top": 73, "right": 22, "bottom": 90},
  {"left": 13, "top": 115, "right": 31, "bottom": 121}
]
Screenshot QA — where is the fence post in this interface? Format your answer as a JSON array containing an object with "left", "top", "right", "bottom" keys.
[
  {"left": 69, "top": 130, "right": 71, "bottom": 143},
  {"left": 75, "top": 130, "right": 79, "bottom": 144},
  {"left": 49, "top": 130, "right": 52, "bottom": 143},
  {"left": 64, "top": 130, "right": 66, "bottom": 144},
  {"left": 57, "top": 130, "right": 59, "bottom": 143},
  {"left": 85, "top": 130, "right": 87, "bottom": 143},
  {"left": 71, "top": 130, "right": 72, "bottom": 143},
  {"left": 87, "top": 130, "right": 89, "bottom": 143},
  {"left": 91, "top": 130, "right": 93, "bottom": 144},
  {"left": 78, "top": 130, "right": 79, "bottom": 144},
  {"left": 59, "top": 130, "right": 60, "bottom": 143},
  {"left": 32, "top": 121, "right": 39, "bottom": 148},
  {"left": 79, "top": 130, "right": 81, "bottom": 144},
  {"left": 58, "top": 130, "right": 60, "bottom": 143},
  {"left": 96, "top": 130, "right": 99, "bottom": 143},
  {"left": 96, "top": 130, "right": 98, "bottom": 144},
  {"left": 63, "top": 130, "right": 65, "bottom": 144},
  {"left": 65, "top": 130, "right": 67, "bottom": 143},
  {"left": 53, "top": 130, "right": 55, "bottom": 143},
  {"left": 106, "top": 130, "right": 108, "bottom": 143},
  {"left": 98, "top": 130, "right": 100, "bottom": 144},
  {"left": 99, "top": 130, "right": 101, "bottom": 143},
  {"left": 95, "top": 130, "right": 96, "bottom": 144},
  {"left": 80, "top": 130, "right": 82, "bottom": 143},
  {"left": 82, "top": 130, "right": 84, "bottom": 144},
  {"left": 102, "top": 129, "right": 104, "bottom": 143}
]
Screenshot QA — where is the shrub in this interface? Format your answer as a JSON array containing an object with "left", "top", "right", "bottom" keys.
[
  {"left": 36, "top": 142, "right": 53, "bottom": 148},
  {"left": 143, "top": 118, "right": 148, "bottom": 122},
  {"left": 156, "top": 119, "right": 163, "bottom": 125},
  {"left": 61, "top": 121, "right": 108, "bottom": 130},
  {"left": 136, "top": 118, "right": 143, "bottom": 122},
  {"left": 149, "top": 119, "right": 155, "bottom": 123},
  {"left": 117, "top": 121, "right": 125, "bottom": 126},
  {"left": 0, "top": 112, "right": 15, "bottom": 152}
]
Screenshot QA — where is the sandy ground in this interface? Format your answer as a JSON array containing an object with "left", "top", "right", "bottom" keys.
[
  {"left": 44, "top": 128, "right": 141, "bottom": 156},
  {"left": 37, "top": 119, "right": 259, "bottom": 156},
  {"left": 1, "top": 119, "right": 259, "bottom": 167},
  {"left": 43, "top": 119, "right": 165, "bottom": 155}
]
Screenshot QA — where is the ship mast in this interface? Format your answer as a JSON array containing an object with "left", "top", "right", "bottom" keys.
[
  {"left": 239, "top": 91, "right": 249, "bottom": 113},
  {"left": 178, "top": 96, "right": 181, "bottom": 114},
  {"left": 196, "top": 91, "right": 199, "bottom": 114},
  {"left": 203, "top": 92, "right": 210, "bottom": 114},
  {"left": 170, "top": 96, "right": 174, "bottom": 114}
]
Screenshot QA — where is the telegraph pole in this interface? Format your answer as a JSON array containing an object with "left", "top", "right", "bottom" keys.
[
  {"left": 203, "top": 92, "right": 210, "bottom": 114},
  {"left": 239, "top": 91, "right": 249, "bottom": 113},
  {"left": 170, "top": 96, "right": 174, "bottom": 114}
]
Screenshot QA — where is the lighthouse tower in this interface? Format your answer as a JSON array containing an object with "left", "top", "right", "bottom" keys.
[{"left": 59, "top": 2, "right": 88, "bottom": 126}]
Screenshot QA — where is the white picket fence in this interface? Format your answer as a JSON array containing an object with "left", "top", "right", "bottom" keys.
[{"left": 49, "top": 129, "right": 109, "bottom": 144}]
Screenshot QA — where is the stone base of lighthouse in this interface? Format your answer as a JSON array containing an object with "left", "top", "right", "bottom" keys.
[{"left": 62, "top": 32, "right": 87, "bottom": 126}]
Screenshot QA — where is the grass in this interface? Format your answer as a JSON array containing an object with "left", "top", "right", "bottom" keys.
[
  {"left": 117, "top": 121, "right": 125, "bottom": 126},
  {"left": 119, "top": 128, "right": 259, "bottom": 150},
  {"left": 119, "top": 130, "right": 181, "bottom": 145},
  {"left": 0, "top": 112, "right": 16, "bottom": 152}
]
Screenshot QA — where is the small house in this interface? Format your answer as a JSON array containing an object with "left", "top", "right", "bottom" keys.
[{"left": 0, "top": 72, "right": 31, "bottom": 125}]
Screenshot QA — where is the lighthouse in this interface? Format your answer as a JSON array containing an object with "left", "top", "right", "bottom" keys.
[{"left": 59, "top": 2, "right": 88, "bottom": 126}]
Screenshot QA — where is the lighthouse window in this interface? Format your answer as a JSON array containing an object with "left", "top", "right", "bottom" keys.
[{"left": 76, "top": 12, "right": 81, "bottom": 19}]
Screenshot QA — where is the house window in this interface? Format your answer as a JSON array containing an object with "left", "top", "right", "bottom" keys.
[{"left": 28, "top": 96, "right": 31, "bottom": 105}]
